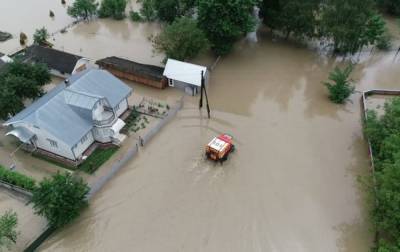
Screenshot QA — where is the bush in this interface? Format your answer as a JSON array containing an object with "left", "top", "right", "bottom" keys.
[
  {"left": 323, "top": 65, "right": 354, "bottom": 104},
  {"left": 0, "top": 165, "right": 36, "bottom": 191},
  {"left": 129, "top": 11, "right": 143, "bottom": 22}
]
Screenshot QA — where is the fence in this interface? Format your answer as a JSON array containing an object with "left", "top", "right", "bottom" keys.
[
  {"left": 140, "top": 96, "right": 184, "bottom": 146},
  {"left": 0, "top": 180, "right": 32, "bottom": 198}
]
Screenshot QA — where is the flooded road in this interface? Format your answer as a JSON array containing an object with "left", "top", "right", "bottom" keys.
[{"left": 37, "top": 27, "right": 400, "bottom": 252}]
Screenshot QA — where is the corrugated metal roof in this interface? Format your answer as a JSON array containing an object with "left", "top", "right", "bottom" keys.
[
  {"left": 163, "top": 59, "right": 207, "bottom": 87},
  {"left": 4, "top": 69, "right": 132, "bottom": 147},
  {"left": 6, "top": 127, "right": 35, "bottom": 143}
]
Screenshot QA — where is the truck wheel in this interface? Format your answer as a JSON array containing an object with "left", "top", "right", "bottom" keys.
[{"left": 231, "top": 145, "right": 235, "bottom": 153}]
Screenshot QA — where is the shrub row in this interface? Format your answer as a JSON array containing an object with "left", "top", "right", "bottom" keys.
[
  {"left": 0, "top": 165, "right": 37, "bottom": 191},
  {"left": 364, "top": 97, "right": 400, "bottom": 251}
]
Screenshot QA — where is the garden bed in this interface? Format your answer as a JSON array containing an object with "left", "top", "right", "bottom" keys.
[{"left": 121, "top": 108, "right": 151, "bottom": 135}]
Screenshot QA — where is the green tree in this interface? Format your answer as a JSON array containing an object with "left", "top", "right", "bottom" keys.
[
  {"left": 33, "top": 27, "right": 50, "bottom": 46},
  {"left": 154, "top": 0, "right": 180, "bottom": 23},
  {"left": 0, "top": 61, "right": 50, "bottom": 119},
  {"left": 140, "top": 0, "right": 157, "bottom": 21},
  {"left": 67, "top": 0, "right": 98, "bottom": 20},
  {"left": 198, "top": 0, "right": 256, "bottom": 55},
  {"left": 376, "top": 0, "right": 400, "bottom": 16},
  {"left": 152, "top": 17, "right": 209, "bottom": 62},
  {"left": 98, "top": 0, "right": 127, "bottom": 20},
  {"left": 319, "top": 0, "right": 386, "bottom": 54},
  {"left": 30, "top": 173, "right": 90, "bottom": 228},
  {"left": 0, "top": 210, "right": 18, "bottom": 250},
  {"left": 260, "top": 0, "right": 319, "bottom": 39},
  {"left": 323, "top": 65, "right": 354, "bottom": 104}
]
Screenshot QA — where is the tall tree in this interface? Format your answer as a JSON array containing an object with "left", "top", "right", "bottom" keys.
[
  {"left": 152, "top": 17, "right": 210, "bottom": 62},
  {"left": 67, "top": 0, "right": 98, "bottom": 20},
  {"left": 98, "top": 0, "right": 127, "bottom": 20},
  {"left": 31, "top": 173, "right": 90, "bottom": 228},
  {"left": 260, "top": 0, "right": 319, "bottom": 39},
  {"left": 0, "top": 210, "right": 18, "bottom": 250},
  {"left": 198, "top": 0, "right": 256, "bottom": 55},
  {"left": 319, "top": 0, "right": 386, "bottom": 54},
  {"left": 376, "top": 0, "right": 400, "bottom": 16},
  {"left": 0, "top": 61, "right": 50, "bottom": 119}
]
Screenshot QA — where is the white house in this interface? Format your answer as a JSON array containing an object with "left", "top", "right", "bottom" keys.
[
  {"left": 3, "top": 69, "right": 132, "bottom": 162},
  {"left": 163, "top": 59, "right": 208, "bottom": 96}
]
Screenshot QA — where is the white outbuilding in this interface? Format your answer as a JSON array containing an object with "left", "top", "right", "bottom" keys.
[{"left": 163, "top": 59, "right": 208, "bottom": 96}]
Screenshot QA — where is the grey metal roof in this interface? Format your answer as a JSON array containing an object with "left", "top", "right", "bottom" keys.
[
  {"left": 4, "top": 69, "right": 132, "bottom": 147},
  {"left": 6, "top": 127, "right": 35, "bottom": 143}
]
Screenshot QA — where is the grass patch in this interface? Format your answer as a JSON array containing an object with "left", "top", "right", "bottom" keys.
[
  {"left": 0, "top": 165, "right": 37, "bottom": 191},
  {"left": 121, "top": 109, "right": 142, "bottom": 134},
  {"left": 78, "top": 147, "right": 119, "bottom": 174}
]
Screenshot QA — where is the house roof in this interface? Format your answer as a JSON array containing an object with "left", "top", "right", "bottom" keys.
[
  {"left": 96, "top": 56, "right": 165, "bottom": 81},
  {"left": 163, "top": 59, "right": 207, "bottom": 87},
  {"left": 22, "top": 45, "right": 82, "bottom": 74},
  {"left": 4, "top": 69, "right": 132, "bottom": 147}
]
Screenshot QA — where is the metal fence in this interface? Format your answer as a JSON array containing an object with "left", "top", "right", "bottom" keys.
[{"left": 140, "top": 96, "right": 184, "bottom": 146}]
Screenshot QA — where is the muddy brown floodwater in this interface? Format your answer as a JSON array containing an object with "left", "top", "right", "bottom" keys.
[{"left": 37, "top": 25, "right": 400, "bottom": 251}]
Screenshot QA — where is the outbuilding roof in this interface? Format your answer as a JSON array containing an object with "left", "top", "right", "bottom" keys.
[
  {"left": 4, "top": 69, "right": 132, "bottom": 147},
  {"left": 22, "top": 45, "right": 82, "bottom": 74},
  {"left": 163, "top": 59, "right": 207, "bottom": 87},
  {"left": 96, "top": 56, "right": 165, "bottom": 81}
]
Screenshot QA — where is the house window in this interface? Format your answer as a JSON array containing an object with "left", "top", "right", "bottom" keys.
[
  {"left": 47, "top": 138, "right": 58, "bottom": 148},
  {"left": 81, "top": 134, "right": 88, "bottom": 144},
  {"left": 168, "top": 79, "right": 174, "bottom": 87},
  {"left": 115, "top": 104, "right": 120, "bottom": 110}
]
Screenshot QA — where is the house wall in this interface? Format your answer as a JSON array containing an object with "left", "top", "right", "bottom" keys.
[
  {"left": 12, "top": 122, "right": 75, "bottom": 160},
  {"left": 100, "top": 67, "right": 167, "bottom": 89},
  {"left": 72, "top": 130, "right": 95, "bottom": 159},
  {"left": 170, "top": 79, "right": 199, "bottom": 96},
  {"left": 114, "top": 98, "right": 128, "bottom": 118},
  {"left": 92, "top": 127, "right": 113, "bottom": 143}
]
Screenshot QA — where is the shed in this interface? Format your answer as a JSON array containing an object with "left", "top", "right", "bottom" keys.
[
  {"left": 163, "top": 59, "right": 208, "bottom": 96},
  {"left": 19, "top": 45, "right": 82, "bottom": 77},
  {"left": 96, "top": 56, "right": 167, "bottom": 89}
]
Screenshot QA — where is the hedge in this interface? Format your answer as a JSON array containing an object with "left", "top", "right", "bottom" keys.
[{"left": 0, "top": 165, "right": 37, "bottom": 191}]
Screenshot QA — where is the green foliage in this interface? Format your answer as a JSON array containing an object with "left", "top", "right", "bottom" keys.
[
  {"left": 323, "top": 65, "right": 354, "bottom": 104},
  {"left": 364, "top": 97, "right": 400, "bottom": 250},
  {"left": 0, "top": 165, "right": 37, "bottom": 191},
  {"left": 154, "top": 0, "right": 180, "bottom": 23},
  {"left": 129, "top": 10, "right": 143, "bottom": 22},
  {"left": 98, "top": 0, "right": 127, "bottom": 20},
  {"left": 31, "top": 173, "right": 90, "bottom": 228},
  {"left": 0, "top": 210, "right": 18, "bottom": 250},
  {"left": 198, "top": 0, "right": 256, "bottom": 55},
  {"left": 319, "top": 0, "right": 386, "bottom": 54},
  {"left": 152, "top": 17, "right": 209, "bottom": 62},
  {"left": 376, "top": 0, "right": 400, "bottom": 16},
  {"left": 79, "top": 147, "right": 119, "bottom": 174},
  {"left": 0, "top": 61, "right": 50, "bottom": 119},
  {"left": 376, "top": 29, "right": 392, "bottom": 50},
  {"left": 140, "top": 0, "right": 157, "bottom": 21},
  {"left": 33, "top": 27, "right": 50, "bottom": 46},
  {"left": 67, "top": 0, "right": 98, "bottom": 20},
  {"left": 260, "top": 0, "right": 319, "bottom": 39}
]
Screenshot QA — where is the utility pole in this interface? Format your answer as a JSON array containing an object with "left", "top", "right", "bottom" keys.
[{"left": 199, "top": 71, "right": 211, "bottom": 118}]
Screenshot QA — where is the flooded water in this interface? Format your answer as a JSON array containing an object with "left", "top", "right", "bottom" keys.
[
  {"left": 1, "top": 1, "right": 400, "bottom": 251},
  {"left": 37, "top": 27, "right": 400, "bottom": 252}
]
